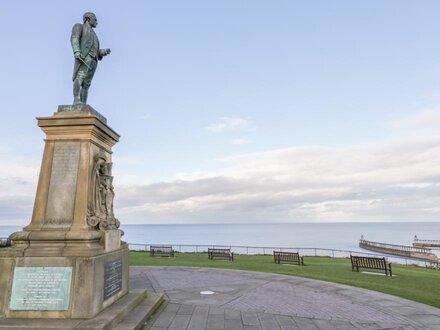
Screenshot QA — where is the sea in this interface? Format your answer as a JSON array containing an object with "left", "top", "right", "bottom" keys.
[{"left": 1, "top": 222, "right": 439, "bottom": 254}]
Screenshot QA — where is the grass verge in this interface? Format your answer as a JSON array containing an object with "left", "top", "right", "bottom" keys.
[{"left": 129, "top": 251, "right": 440, "bottom": 308}]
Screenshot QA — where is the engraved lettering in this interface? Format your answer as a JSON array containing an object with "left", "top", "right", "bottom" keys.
[
  {"left": 45, "top": 143, "right": 80, "bottom": 228},
  {"left": 104, "top": 259, "right": 122, "bottom": 300},
  {"left": 10, "top": 267, "right": 73, "bottom": 310}
]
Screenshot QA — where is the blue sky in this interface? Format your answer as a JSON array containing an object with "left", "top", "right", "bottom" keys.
[{"left": 1, "top": 1, "right": 440, "bottom": 225}]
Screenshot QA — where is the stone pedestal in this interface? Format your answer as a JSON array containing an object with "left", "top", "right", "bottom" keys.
[
  {"left": 0, "top": 248, "right": 129, "bottom": 319},
  {"left": 0, "top": 105, "right": 163, "bottom": 328}
]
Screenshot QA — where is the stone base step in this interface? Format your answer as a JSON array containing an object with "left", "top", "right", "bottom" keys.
[
  {"left": 77, "top": 290, "right": 148, "bottom": 329},
  {"left": 0, "top": 290, "right": 164, "bottom": 330},
  {"left": 114, "top": 293, "right": 165, "bottom": 330}
]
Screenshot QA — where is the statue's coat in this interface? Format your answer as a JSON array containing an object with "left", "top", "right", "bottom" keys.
[{"left": 71, "top": 23, "right": 103, "bottom": 81}]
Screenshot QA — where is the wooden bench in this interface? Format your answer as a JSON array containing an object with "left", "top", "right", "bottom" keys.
[
  {"left": 150, "top": 245, "right": 174, "bottom": 257},
  {"left": 273, "top": 251, "right": 304, "bottom": 265},
  {"left": 350, "top": 255, "right": 392, "bottom": 276},
  {"left": 208, "top": 248, "right": 234, "bottom": 261}
]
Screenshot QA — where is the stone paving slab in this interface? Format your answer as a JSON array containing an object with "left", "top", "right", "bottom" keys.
[
  {"left": 207, "top": 314, "right": 225, "bottom": 329},
  {"left": 129, "top": 266, "right": 440, "bottom": 329},
  {"left": 169, "top": 314, "right": 191, "bottom": 330},
  {"left": 187, "top": 306, "right": 209, "bottom": 330}
]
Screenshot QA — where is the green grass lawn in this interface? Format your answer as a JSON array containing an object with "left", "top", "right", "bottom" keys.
[{"left": 129, "top": 251, "right": 440, "bottom": 308}]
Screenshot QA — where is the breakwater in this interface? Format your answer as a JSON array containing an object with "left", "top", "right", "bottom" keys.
[
  {"left": 359, "top": 238, "right": 438, "bottom": 262},
  {"left": 413, "top": 235, "right": 440, "bottom": 248}
]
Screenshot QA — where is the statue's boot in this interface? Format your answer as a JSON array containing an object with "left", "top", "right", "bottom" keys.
[
  {"left": 73, "top": 97, "right": 83, "bottom": 104},
  {"left": 73, "top": 80, "right": 83, "bottom": 104},
  {"left": 80, "top": 89, "right": 89, "bottom": 104}
]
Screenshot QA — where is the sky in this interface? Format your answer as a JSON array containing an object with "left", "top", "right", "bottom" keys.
[{"left": 1, "top": 1, "right": 440, "bottom": 225}]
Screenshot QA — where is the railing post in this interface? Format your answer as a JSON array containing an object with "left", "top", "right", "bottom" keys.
[
  {"left": 263, "top": 248, "right": 266, "bottom": 255},
  {"left": 314, "top": 248, "right": 317, "bottom": 256},
  {"left": 246, "top": 246, "right": 249, "bottom": 254},
  {"left": 196, "top": 245, "right": 198, "bottom": 253}
]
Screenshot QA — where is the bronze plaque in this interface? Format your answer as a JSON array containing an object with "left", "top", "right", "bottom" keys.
[{"left": 10, "top": 267, "right": 72, "bottom": 310}]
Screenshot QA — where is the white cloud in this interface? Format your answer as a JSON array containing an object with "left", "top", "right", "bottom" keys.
[
  {"left": 205, "top": 117, "right": 249, "bottom": 132},
  {"left": 114, "top": 136, "right": 440, "bottom": 224},
  {"left": 0, "top": 156, "right": 39, "bottom": 225},
  {"left": 393, "top": 108, "right": 440, "bottom": 130}
]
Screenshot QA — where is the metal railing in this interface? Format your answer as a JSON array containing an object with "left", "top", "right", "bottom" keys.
[
  {"left": 414, "top": 236, "right": 440, "bottom": 244},
  {"left": 127, "top": 242, "right": 438, "bottom": 268}
]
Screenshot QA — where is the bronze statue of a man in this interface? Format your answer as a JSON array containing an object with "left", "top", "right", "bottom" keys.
[{"left": 71, "top": 12, "right": 111, "bottom": 104}]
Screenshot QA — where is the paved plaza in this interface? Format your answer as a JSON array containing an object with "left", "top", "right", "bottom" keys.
[{"left": 130, "top": 266, "right": 440, "bottom": 330}]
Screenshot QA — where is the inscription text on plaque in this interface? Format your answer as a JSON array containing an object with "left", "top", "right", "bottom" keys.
[
  {"left": 10, "top": 267, "right": 73, "bottom": 311},
  {"left": 104, "top": 259, "right": 122, "bottom": 300},
  {"left": 45, "top": 142, "right": 80, "bottom": 228}
]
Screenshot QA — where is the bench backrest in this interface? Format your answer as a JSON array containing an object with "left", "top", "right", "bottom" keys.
[
  {"left": 151, "top": 245, "right": 173, "bottom": 252},
  {"left": 208, "top": 248, "right": 231, "bottom": 253},
  {"left": 351, "top": 256, "right": 387, "bottom": 269},
  {"left": 274, "top": 251, "right": 300, "bottom": 258}
]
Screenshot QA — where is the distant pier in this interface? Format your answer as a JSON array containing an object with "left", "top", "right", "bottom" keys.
[
  {"left": 359, "top": 237, "right": 438, "bottom": 262},
  {"left": 413, "top": 235, "right": 440, "bottom": 248}
]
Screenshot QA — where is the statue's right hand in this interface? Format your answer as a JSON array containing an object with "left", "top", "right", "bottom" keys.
[{"left": 74, "top": 52, "right": 82, "bottom": 60}]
